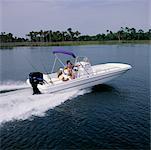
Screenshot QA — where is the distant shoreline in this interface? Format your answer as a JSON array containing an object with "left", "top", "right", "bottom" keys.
[{"left": 0, "top": 40, "right": 150, "bottom": 48}]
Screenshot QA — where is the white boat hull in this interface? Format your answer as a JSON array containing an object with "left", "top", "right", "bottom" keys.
[{"left": 27, "top": 63, "right": 132, "bottom": 94}]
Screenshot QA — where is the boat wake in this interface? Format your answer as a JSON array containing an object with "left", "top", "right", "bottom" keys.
[
  {"left": 0, "top": 81, "right": 29, "bottom": 93},
  {"left": 0, "top": 81, "right": 91, "bottom": 125}
]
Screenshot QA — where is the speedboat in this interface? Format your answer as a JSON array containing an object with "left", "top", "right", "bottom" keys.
[{"left": 26, "top": 50, "right": 132, "bottom": 94}]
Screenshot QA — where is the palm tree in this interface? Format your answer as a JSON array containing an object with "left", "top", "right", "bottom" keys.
[
  {"left": 6, "top": 33, "right": 13, "bottom": 42},
  {"left": 48, "top": 30, "right": 52, "bottom": 42},
  {"left": 43, "top": 31, "right": 49, "bottom": 42},
  {"left": 74, "top": 31, "right": 81, "bottom": 40},
  {"left": 129, "top": 28, "right": 136, "bottom": 39},
  {"left": 39, "top": 30, "right": 44, "bottom": 42},
  {"left": 106, "top": 30, "right": 109, "bottom": 33},
  {"left": 67, "top": 28, "right": 74, "bottom": 41},
  {"left": 26, "top": 31, "right": 35, "bottom": 41},
  {"left": 61, "top": 31, "right": 67, "bottom": 41}
]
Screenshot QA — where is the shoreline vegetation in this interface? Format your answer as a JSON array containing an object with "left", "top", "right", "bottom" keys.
[
  {"left": 0, "top": 40, "right": 150, "bottom": 48},
  {"left": 0, "top": 27, "right": 150, "bottom": 48}
]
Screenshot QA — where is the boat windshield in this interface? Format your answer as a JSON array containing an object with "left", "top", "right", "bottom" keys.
[{"left": 75, "top": 56, "right": 90, "bottom": 65}]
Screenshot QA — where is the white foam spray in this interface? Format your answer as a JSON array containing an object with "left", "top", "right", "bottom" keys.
[
  {"left": 0, "top": 82, "right": 91, "bottom": 125},
  {"left": 0, "top": 81, "right": 29, "bottom": 92}
]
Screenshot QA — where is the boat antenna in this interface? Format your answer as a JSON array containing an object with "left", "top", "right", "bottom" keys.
[
  {"left": 39, "top": 56, "right": 53, "bottom": 84},
  {"left": 25, "top": 55, "right": 53, "bottom": 84},
  {"left": 24, "top": 55, "right": 39, "bottom": 72}
]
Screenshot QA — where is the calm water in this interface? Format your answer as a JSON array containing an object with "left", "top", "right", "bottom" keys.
[{"left": 0, "top": 45, "right": 150, "bottom": 149}]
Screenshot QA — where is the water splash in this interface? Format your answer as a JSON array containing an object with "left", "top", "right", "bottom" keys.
[
  {"left": 0, "top": 82, "right": 91, "bottom": 125},
  {"left": 0, "top": 81, "right": 29, "bottom": 93}
]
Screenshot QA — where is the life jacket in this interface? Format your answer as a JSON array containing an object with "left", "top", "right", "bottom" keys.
[{"left": 58, "top": 67, "right": 71, "bottom": 81}]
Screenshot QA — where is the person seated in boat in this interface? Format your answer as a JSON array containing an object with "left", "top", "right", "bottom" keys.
[
  {"left": 57, "top": 68, "right": 71, "bottom": 81},
  {"left": 72, "top": 65, "right": 78, "bottom": 78},
  {"left": 65, "top": 60, "right": 75, "bottom": 79},
  {"left": 57, "top": 60, "right": 75, "bottom": 81},
  {"left": 66, "top": 60, "right": 80, "bottom": 79},
  {"left": 58, "top": 72, "right": 69, "bottom": 81}
]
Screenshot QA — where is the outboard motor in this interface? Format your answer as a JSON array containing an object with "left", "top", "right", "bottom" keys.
[{"left": 29, "top": 72, "right": 44, "bottom": 95}]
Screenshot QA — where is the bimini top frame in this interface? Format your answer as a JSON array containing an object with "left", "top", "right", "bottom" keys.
[{"left": 51, "top": 49, "right": 76, "bottom": 73}]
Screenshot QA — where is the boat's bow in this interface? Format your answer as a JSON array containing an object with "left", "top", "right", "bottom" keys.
[
  {"left": 92, "top": 63, "right": 132, "bottom": 73},
  {"left": 105, "top": 63, "right": 132, "bottom": 70}
]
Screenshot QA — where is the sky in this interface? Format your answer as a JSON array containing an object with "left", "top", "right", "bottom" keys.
[{"left": 0, "top": 0, "right": 150, "bottom": 37}]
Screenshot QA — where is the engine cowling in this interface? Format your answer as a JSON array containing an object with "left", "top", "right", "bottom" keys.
[
  {"left": 29, "top": 72, "right": 43, "bottom": 85},
  {"left": 29, "top": 72, "right": 43, "bottom": 94}
]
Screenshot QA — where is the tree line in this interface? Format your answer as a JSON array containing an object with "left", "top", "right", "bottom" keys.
[{"left": 0, "top": 27, "right": 151, "bottom": 43}]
